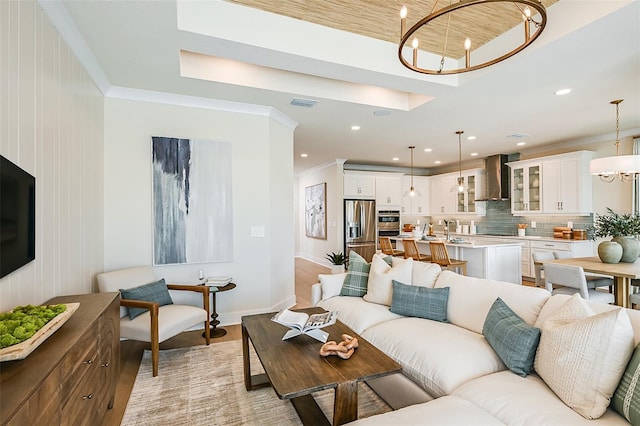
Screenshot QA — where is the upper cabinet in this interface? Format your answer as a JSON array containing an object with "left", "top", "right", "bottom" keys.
[
  {"left": 430, "top": 170, "right": 485, "bottom": 216},
  {"left": 344, "top": 171, "right": 375, "bottom": 199},
  {"left": 456, "top": 169, "right": 486, "bottom": 215},
  {"left": 401, "top": 176, "right": 429, "bottom": 215},
  {"left": 508, "top": 161, "right": 542, "bottom": 215},
  {"left": 541, "top": 151, "right": 593, "bottom": 215},
  {"left": 508, "top": 151, "right": 594, "bottom": 216},
  {"left": 375, "top": 175, "right": 403, "bottom": 207}
]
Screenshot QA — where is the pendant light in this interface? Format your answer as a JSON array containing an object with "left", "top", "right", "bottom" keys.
[
  {"left": 450, "top": 131, "right": 466, "bottom": 192},
  {"left": 404, "top": 146, "right": 421, "bottom": 197}
]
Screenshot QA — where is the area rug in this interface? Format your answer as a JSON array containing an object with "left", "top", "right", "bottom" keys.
[{"left": 122, "top": 341, "right": 392, "bottom": 425}]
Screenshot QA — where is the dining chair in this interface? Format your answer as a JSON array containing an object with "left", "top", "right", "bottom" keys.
[
  {"left": 531, "top": 252, "right": 554, "bottom": 287},
  {"left": 428, "top": 241, "right": 467, "bottom": 275},
  {"left": 552, "top": 251, "right": 613, "bottom": 293},
  {"left": 543, "top": 263, "right": 613, "bottom": 304},
  {"left": 380, "top": 237, "right": 404, "bottom": 257},
  {"left": 97, "top": 266, "right": 211, "bottom": 376},
  {"left": 402, "top": 239, "right": 431, "bottom": 262}
]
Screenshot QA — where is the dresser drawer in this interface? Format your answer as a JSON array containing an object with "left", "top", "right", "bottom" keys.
[{"left": 59, "top": 330, "right": 99, "bottom": 405}]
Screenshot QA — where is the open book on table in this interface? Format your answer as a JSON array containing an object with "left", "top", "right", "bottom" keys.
[{"left": 271, "top": 309, "right": 337, "bottom": 343}]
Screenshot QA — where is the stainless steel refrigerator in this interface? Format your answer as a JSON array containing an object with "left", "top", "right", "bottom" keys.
[{"left": 344, "top": 199, "right": 376, "bottom": 262}]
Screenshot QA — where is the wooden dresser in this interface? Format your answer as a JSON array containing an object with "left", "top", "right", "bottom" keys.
[{"left": 0, "top": 292, "right": 120, "bottom": 425}]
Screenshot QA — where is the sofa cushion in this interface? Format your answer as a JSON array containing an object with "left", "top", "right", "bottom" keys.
[
  {"left": 318, "top": 273, "right": 347, "bottom": 301},
  {"left": 349, "top": 395, "right": 506, "bottom": 426},
  {"left": 317, "top": 296, "right": 404, "bottom": 335},
  {"left": 362, "top": 317, "right": 506, "bottom": 398},
  {"left": 483, "top": 297, "right": 540, "bottom": 377},
  {"left": 120, "top": 278, "right": 174, "bottom": 320},
  {"left": 434, "top": 270, "right": 550, "bottom": 334},
  {"left": 410, "top": 261, "right": 442, "bottom": 288},
  {"left": 340, "top": 251, "right": 371, "bottom": 297},
  {"left": 534, "top": 294, "right": 634, "bottom": 419},
  {"left": 364, "top": 255, "right": 413, "bottom": 306},
  {"left": 454, "top": 371, "right": 630, "bottom": 426},
  {"left": 612, "top": 344, "right": 640, "bottom": 424},
  {"left": 390, "top": 280, "right": 449, "bottom": 322}
]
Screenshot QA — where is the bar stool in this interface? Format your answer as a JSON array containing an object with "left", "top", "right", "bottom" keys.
[
  {"left": 428, "top": 241, "right": 467, "bottom": 275},
  {"left": 379, "top": 237, "right": 404, "bottom": 257},
  {"left": 402, "top": 239, "right": 430, "bottom": 262}
]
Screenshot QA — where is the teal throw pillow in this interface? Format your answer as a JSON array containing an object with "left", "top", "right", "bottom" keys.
[
  {"left": 390, "top": 280, "right": 449, "bottom": 322},
  {"left": 612, "top": 344, "right": 640, "bottom": 425},
  {"left": 340, "top": 252, "right": 391, "bottom": 297},
  {"left": 120, "top": 278, "right": 174, "bottom": 320},
  {"left": 483, "top": 297, "right": 540, "bottom": 377}
]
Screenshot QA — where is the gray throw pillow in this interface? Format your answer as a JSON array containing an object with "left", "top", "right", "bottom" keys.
[
  {"left": 389, "top": 280, "right": 449, "bottom": 322},
  {"left": 483, "top": 297, "right": 540, "bottom": 377},
  {"left": 612, "top": 344, "right": 640, "bottom": 425},
  {"left": 340, "top": 252, "right": 391, "bottom": 297},
  {"left": 120, "top": 278, "right": 174, "bottom": 320}
]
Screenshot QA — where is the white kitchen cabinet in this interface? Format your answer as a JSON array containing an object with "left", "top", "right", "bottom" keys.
[
  {"left": 375, "top": 175, "right": 403, "bottom": 207},
  {"left": 401, "top": 176, "right": 429, "bottom": 215},
  {"left": 501, "top": 237, "right": 593, "bottom": 278},
  {"left": 343, "top": 171, "right": 375, "bottom": 198},
  {"left": 455, "top": 169, "right": 486, "bottom": 215},
  {"left": 507, "top": 161, "right": 542, "bottom": 215},
  {"left": 542, "top": 151, "right": 593, "bottom": 215},
  {"left": 430, "top": 170, "right": 484, "bottom": 216},
  {"left": 430, "top": 174, "right": 457, "bottom": 215}
]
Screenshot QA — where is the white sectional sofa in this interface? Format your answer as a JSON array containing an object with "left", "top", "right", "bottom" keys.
[{"left": 311, "top": 254, "right": 640, "bottom": 425}]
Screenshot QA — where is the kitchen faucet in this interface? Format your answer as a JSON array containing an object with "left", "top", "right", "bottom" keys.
[{"left": 443, "top": 219, "right": 453, "bottom": 242}]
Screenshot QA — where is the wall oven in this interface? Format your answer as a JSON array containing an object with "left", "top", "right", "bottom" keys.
[{"left": 377, "top": 210, "right": 400, "bottom": 237}]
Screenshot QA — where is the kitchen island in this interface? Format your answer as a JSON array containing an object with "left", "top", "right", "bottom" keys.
[{"left": 391, "top": 237, "right": 522, "bottom": 284}]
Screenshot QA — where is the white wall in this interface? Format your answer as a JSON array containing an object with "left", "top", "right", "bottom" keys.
[
  {"left": 297, "top": 161, "right": 344, "bottom": 265},
  {"left": 103, "top": 99, "right": 295, "bottom": 325},
  {"left": 0, "top": 0, "right": 104, "bottom": 312}
]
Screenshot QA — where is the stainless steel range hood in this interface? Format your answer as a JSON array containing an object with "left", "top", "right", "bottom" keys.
[{"left": 476, "top": 154, "right": 516, "bottom": 201}]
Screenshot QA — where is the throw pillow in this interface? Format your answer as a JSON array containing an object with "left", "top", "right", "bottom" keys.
[
  {"left": 390, "top": 280, "right": 449, "bottom": 322},
  {"left": 612, "top": 344, "right": 640, "bottom": 425},
  {"left": 340, "top": 252, "right": 391, "bottom": 297},
  {"left": 318, "top": 273, "right": 346, "bottom": 301},
  {"left": 363, "top": 254, "right": 413, "bottom": 306},
  {"left": 483, "top": 297, "right": 540, "bottom": 377},
  {"left": 120, "top": 278, "right": 174, "bottom": 320},
  {"left": 534, "top": 294, "right": 634, "bottom": 419}
]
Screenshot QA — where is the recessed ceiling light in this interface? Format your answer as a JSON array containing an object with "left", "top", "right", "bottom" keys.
[
  {"left": 470, "top": 152, "right": 478, "bottom": 156},
  {"left": 467, "top": 136, "right": 476, "bottom": 140},
  {"left": 517, "top": 142, "right": 526, "bottom": 146},
  {"left": 554, "top": 88, "right": 571, "bottom": 96},
  {"left": 434, "top": 160, "right": 441, "bottom": 164},
  {"left": 300, "top": 153, "right": 308, "bottom": 158},
  {"left": 508, "top": 133, "right": 529, "bottom": 139},
  {"left": 351, "top": 125, "right": 360, "bottom": 131},
  {"left": 392, "top": 157, "right": 399, "bottom": 161},
  {"left": 290, "top": 98, "right": 318, "bottom": 108},
  {"left": 424, "top": 148, "right": 432, "bottom": 152},
  {"left": 373, "top": 109, "right": 391, "bottom": 116}
]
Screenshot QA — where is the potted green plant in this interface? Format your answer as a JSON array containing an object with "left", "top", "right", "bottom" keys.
[
  {"left": 588, "top": 208, "right": 640, "bottom": 263},
  {"left": 326, "top": 251, "right": 346, "bottom": 274}
]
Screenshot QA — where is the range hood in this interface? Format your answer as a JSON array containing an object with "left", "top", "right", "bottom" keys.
[{"left": 476, "top": 154, "right": 515, "bottom": 201}]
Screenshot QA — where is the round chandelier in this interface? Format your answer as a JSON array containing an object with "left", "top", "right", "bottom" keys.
[{"left": 399, "top": 0, "right": 547, "bottom": 75}]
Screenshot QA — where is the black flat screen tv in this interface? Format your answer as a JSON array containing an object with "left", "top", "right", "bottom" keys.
[{"left": 0, "top": 155, "right": 36, "bottom": 278}]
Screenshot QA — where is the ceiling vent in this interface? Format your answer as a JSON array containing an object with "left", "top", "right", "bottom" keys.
[{"left": 290, "top": 98, "right": 318, "bottom": 108}]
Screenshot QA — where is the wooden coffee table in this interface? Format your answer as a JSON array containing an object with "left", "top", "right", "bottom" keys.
[{"left": 242, "top": 307, "right": 401, "bottom": 425}]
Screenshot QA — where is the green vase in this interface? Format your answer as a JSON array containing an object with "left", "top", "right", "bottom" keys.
[
  {"left": 597, "top": 241, "right": 623, "bottom": 264},
  {"left": 612, "top": 236, "right": 640, "bottom": 263}
]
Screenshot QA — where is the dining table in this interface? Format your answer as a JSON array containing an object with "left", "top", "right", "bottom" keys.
[{"left": 535, "top": 256, "right": 640, "bottom": 308}]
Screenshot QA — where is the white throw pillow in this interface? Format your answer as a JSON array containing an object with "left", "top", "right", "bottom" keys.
[
  {"left": 534, "top": 293, "right": 634, "bottom": 419},
  {"left": 318, "top": 273, "right": 347, "bottom": 301},
  {"left": 411, "top": 261, "right": 442, "bottom": 288},
  {"left": 364, "top": 254, "right": 413, "bottom": 306}
]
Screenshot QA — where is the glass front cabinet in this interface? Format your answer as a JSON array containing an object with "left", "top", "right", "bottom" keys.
[{"left": 508, "top": 162, "right": 542, "bottom": 215}]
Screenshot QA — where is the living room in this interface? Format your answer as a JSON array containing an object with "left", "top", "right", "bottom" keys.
[{"left": 1, "top": 0, "right": 639, "bottom": 424}]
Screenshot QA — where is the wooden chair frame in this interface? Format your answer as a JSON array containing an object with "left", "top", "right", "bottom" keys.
[
  {"left": 380, "top": 237, "right": 404, "bottom": 257},
  {"left": 429, "top": 241, "right": 467, "bottom": 275},
  {"left": 402, "top": 239, "right": 431, "bottom": 262}
]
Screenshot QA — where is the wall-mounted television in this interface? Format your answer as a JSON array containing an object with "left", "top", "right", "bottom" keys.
[{"left": 0, "top": 155, "right": 36, "bottom": 278}]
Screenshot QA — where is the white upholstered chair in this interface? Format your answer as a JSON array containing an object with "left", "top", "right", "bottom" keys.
[
  {"left": 531, "top": 252, "right": 554, "bottom": 287},
  {"left": 552, "top": 251, "right": 613, "bottom": 292},
  {"left": 543, "top": 263, "right": 613, "bottom": 304},
  {"left": 97, "top": 266, "right": 210, "bottom": 376}
]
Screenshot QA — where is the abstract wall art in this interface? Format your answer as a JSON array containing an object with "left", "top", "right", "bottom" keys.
[
  {"left": 305, "top": 182, "right": 326, "bottom": 240},
  {"left": 152, "top": 136, "right": 233, "bottom": 265}
]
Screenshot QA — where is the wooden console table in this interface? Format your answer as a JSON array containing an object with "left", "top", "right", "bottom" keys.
[{"left": 0, "top": 292, "right": 120, "bottom": 425}]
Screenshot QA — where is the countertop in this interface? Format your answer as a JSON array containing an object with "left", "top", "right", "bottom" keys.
[
  {"left": 396, "top": 232, "right": 592, "bottom": 245},
  {"left": 392, "top": 236, "right": 521, "bottom": 249}
]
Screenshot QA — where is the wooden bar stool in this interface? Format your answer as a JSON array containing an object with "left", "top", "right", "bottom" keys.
[
  {"left": 428, "top": 241, "right": 467, "bottom": 275},
  {"left": 379, "top": 237, "right": 404, "bottom": 257},
  {"left": 402, "top": 239, "right": 431, "bottom": 262}
]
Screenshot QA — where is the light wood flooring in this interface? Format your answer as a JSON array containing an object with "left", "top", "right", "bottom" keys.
[{"left": 102, "top": 257, "right": 329, "bottom": 426}]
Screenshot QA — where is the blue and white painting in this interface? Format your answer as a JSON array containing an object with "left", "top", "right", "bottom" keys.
[{"left": 152, "top": 136, "right": 233, "bottom": 265}]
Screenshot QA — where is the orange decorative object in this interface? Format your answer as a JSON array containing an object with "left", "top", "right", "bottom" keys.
[{"left": 319, "top": 334, "right": 359, "bottom": 360}]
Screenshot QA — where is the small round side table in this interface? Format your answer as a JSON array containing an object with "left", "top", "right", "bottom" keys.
[{"left": 201, "top": 282, "right": 236, "bottom": 338}]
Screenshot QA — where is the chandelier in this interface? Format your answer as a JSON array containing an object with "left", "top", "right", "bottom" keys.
[
  {"left": 404, "top": 146, "right": 422, "bottom": 197},
  {"left": 590, "top": 99, "right": 640, "bottom": 182},
  {"left": 399, "top": 0, "right": 547, "bottom": 75}
]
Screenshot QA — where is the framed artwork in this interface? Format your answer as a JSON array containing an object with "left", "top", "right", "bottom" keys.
[
  {"left": 305, "top": 182, "right": 326, "bottom": 240},
  {"left": 151, "top": 136, "right": 233, "bottom": 265}
]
